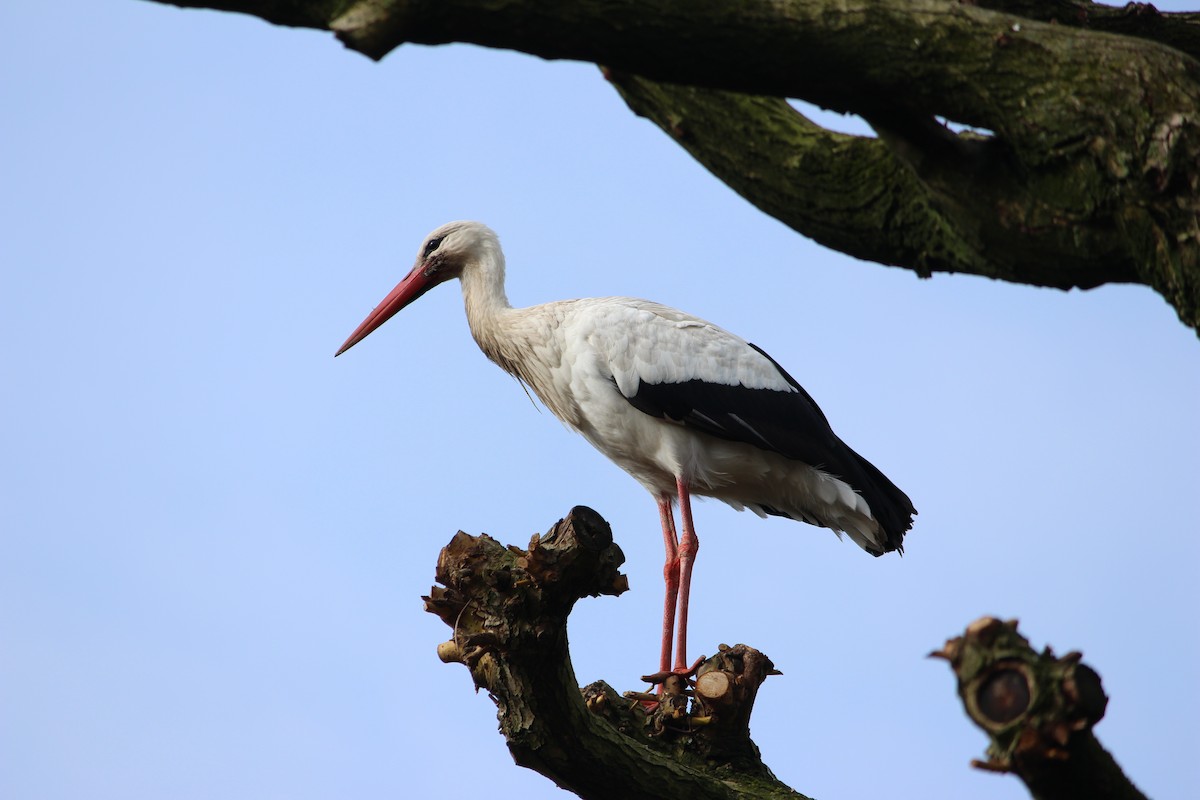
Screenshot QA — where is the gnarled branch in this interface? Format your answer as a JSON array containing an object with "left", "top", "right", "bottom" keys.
[
  {"left": 144, "top": 0, "right": 1200, "bottom": 332},
  {"left": 422, "top": 507, "right": 804, "bottom": 800}
]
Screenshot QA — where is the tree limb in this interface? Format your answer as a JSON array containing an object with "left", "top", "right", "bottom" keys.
[
  {"left": 609, "top": 75, "right": 1040, "bottom": 283},
  {"left": 974, "top": 0, "right": 1200, "bottom": 62},
  {"left": 422, "top": 507, "right": 805, "bottom": 800},
  {"left": 605, "top": 69, "right": 1199, "bottom": 307},
  {"left": 932, "top": 616, "right": 1148, "bottom": 800},
  {"left": 142, "top": 0, "right": 1200, "bottom": 333}
]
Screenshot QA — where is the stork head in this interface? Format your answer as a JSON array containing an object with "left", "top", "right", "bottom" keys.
[{"left": 335, "top": 221, "right": 499, "bottom": 356}]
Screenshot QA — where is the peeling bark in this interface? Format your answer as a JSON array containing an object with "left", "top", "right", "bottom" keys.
[
  {"left": 145, "top": 0, "right": 1199, "bottom": 333},
  {"left": 933, "top": 616, "right": 1148, "bottom": 800},
  {"left": 422, "top": 507, "right": 804, "bottom": 800}
]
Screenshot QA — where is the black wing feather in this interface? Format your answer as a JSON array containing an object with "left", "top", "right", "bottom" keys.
[{"left": 623, "top": 343, "right": 915, "bottom": 553}]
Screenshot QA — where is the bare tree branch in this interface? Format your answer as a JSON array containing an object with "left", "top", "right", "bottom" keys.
[
  {"left": 143, "top": 0, "right": 1200, "bottom": 333},
  {"left": 423, "top": 507, "right": 805, "bottom": 800},
  {"left": 933, "top": 617, "right": 1148, "bottom": 800},
  {"left": 609, "top": 75, "right": 1046, "bottom": 284},
  {"left": 974, "top": 0, "right": 1200, "bottom": 61}
]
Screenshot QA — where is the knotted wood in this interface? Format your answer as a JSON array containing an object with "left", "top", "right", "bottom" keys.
[
  {"left": 933, "top": 616, "right": 1148, "bottom": 800},
  {"left": 423, "top": 506, "right": 804, "bottom": 800}
]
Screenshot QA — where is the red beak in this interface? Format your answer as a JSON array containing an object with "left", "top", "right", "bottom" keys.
[{"left": 335, "top": 265, "right": 436, "bottom": 356}]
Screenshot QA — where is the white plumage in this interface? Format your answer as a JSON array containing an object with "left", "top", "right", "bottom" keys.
[{"left": 337, "top": 221, "right": 915, "bottom": 675}]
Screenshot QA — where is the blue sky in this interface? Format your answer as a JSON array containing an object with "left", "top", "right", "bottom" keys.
[{"left": 3, "top": 3, "right": 1197, "bottom": 798}]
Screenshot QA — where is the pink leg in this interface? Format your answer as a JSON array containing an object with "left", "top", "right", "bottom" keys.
[
  {"left": 673, "top": 478, "right": 699, "bottom": 673},
  {"left": 657, "top": 493, "right": 679, "bottom": 676}
]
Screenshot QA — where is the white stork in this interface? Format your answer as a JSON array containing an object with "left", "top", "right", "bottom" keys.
[{"left": 336, "top": 221, "right": 916, "bottom": 676}]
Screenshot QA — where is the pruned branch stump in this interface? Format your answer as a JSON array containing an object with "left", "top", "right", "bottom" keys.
[
  {"left": 933, "top": 616, "right": 1147, "bottom": 800},
  {"left": 423, "top": 506, "right": 805, "bottom": 800}
]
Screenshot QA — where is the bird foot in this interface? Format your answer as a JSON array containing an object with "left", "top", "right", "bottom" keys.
[
  {"left": 624, "top": 646, "right": 779, "bottom": 745},
  {"left": 627, "top": 658, "right": 705, "bottom": 713},
  {"left": 639, "top": 655, "right": 706, "bottom": 688}
]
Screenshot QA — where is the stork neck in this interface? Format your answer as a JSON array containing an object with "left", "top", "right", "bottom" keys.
[{"left": 460, "top": 245, "right": 515, "bottom": 353}]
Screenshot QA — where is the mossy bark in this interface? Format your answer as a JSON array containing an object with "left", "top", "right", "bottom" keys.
[
  {"left": 933, "top": 616, "right": 1148, "bottom": 800},
  {"left": 147, "top": 0, "right": 1199, "bottom": 333}
]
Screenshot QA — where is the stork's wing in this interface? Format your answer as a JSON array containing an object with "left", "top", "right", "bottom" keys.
[
  {"left": 624, "top": 351, "right": 914, "bottom": 548},
  {"left": 582, "top": 299, "right": 846, "bottom": 469},
  {"left": 623, "top": 343, "right": 855, "bottom": 482},
  {"left": 624, "top": 349, "right": 843, "bottom": 469},
  {"left": 582, "top": 300, "right": 914, "bottom": 547}
]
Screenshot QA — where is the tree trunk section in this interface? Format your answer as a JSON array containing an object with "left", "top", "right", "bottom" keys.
[{"left": 423, "top": 507, "right": 805, "bottom": 800}]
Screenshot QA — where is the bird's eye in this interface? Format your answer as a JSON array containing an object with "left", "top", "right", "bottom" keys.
[{"left": 423, "top": 236, "right": 444, "bottom": 257}]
